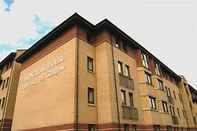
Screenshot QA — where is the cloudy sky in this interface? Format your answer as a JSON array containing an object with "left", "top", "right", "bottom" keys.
[{"left": 0, "top": 0, "right": 197, "bottom": 88}]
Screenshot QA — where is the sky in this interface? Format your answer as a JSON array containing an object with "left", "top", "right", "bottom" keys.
[{"left": 0, "top": 0, "right": 197, "bottom": 88}]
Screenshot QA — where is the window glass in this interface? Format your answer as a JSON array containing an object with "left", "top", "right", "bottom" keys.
[
  {"left": 158, "top": 80, "right": 164, "bottom": 90},
  {"left": 129, "top": 93, "right": 134, "bottom": 107},
  {"left": 145, "top": 72, "right": 152, "bottom": 85},
  {"left": 88, "top": 88, "right": 94, "bottom": 104},
  {"left": 155, "top": 63, "right": 161, "bottom": 76},
  {"left": 118, "top": 61, "right": 123, "bottom": 74},
  {"left": 121, "top": 90, "right": 126, "bottom": 105},
  {"left": 87, "top": 57, "right": 93, "bottom": 72},
  {"left": 149, "top": 96, "right": 156, "bottom": 109},
  {"left": 162, "top": 101, "right": 168, "bottom": 112},
  {"left": 125, "top": 65, "right": 130, "bottom": 78},
  {"left": 88, "top": 124, "right": 96, "bottom": 131},
  {"left": 141, "top": 53, "right": 149, "bottom": 68}
]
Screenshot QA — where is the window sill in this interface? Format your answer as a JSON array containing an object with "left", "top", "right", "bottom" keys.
[{"left": 88, "top": 103, "right": 96, "bottom": 107}]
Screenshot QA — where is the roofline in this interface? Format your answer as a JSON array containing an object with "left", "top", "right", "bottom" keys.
[
  {"left": 0, "top": 52, "right": 16, "bottom": 69},
  {"left": 16, "top": 13, "right": 181, "bottom": 80}
]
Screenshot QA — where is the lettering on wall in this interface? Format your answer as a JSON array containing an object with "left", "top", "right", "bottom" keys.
[{"left": 20, "top": 55, "right": 65, "bottom": 88}]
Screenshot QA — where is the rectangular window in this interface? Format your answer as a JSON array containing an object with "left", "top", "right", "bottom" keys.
[
  {"left": 121, "top": 90, "right": 127, "bottom": 105},
  {"left": 5, "top": 77, "right": 9, "bottom": 88},
  {"left": 158, "top": 79, "right": 164, "bottom": 90},
  {"left": 88, "top": 124, "right": 96, "bottom": 131},
  {"left": 129, "top": 93, "right": 134, "bottom": 107},
  {"left": 125, "top": 65, "right": 130, "bottom": 78},
  {"left": 173, "top": 91, "right": 176, "bottom": 100},
  {"left": 167, "top": 88, "right": 171, "bottom": 97},
  {"left": 1, "top": 97, "right": 5, "bottom": 109},
  {"left": 162, "top": 101, "right": 168, "bottom": 112},
  {"left": 132, "top": 125, "right": 137, "bottom": 131},
  {"left": 118, "top": 61, "right": 123, "bottom": 74},
  {"left": 88, "top": 88, "right": 94, "bottom": 104},
  {"left": 145, "top": 72, "right": 152, "bottom": 85},
  {"left": 153, "top": 125, "right": 160, "bottom": 131},
  {"left": 141, "top": 52, "right": 149, "bottom": 68},
  {"left": 167, "top": 126, "right": 172, "bottom": 131},
  {"left": 115, "top": 39, "right": 121, "bottom": 49},
  {"left": 87, "top": 57, "right": 94, "bottom": 72},
  {"left": 124, "top": 124, "right": 129, "bottom": 131},
  {"left": 155, "top": 63, "right": 161, "bottom": 76},
  {"left": 177, "top": 108, "right": 180, "bottom": 117},
  {"left": 149, "top": 96, "right": 157, "bottom": 110},
  {"left": 2, "top": 80, "right": 5, "bottom": 90}
]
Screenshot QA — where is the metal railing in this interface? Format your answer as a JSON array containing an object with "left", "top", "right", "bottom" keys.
[
  {"left": 119, "top": 74, "right": 134, "bottom": 90},
  {"left": 122, "top": 105, "right": 138, "bottom": 120}
]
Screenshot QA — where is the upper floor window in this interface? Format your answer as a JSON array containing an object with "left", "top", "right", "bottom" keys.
[
  {"left": 121, "top": 90, "right": 127, "bottom": 105},
  {"left": 115, "top": 39, "right": 122, "bottom": 49},
  {"left": 158, "top": 79, "right": 164, "bottom": 90},
  {"left": 155, "top": 63, "right": 161, "bottom": 76},
  {"left": 177, "top": 108, "right": 180, "bottom": 117},
  {"left": 167, "top": 88, "right": 171, "bottom": 97},
  {"left": 129, "top": 93, "right": 134, "bottom": 107},
  {"left": 88, "top": 87, "right": 94, "bottom": 104},
  {"left": 1, "top": 97, "right": 5, "bottom": 109},
  {"left": 145, "top": 72, "right": 152, "bottom": 85},
  {"left": 87, "top": 57, "right": 94, "bottom": 72},
  {"left": 118, "top": 61, "right": 123, "bottom": 74},
  {"left": 141, "top": 52, "right": 149, "bottom": 68},
  {"left": 162, "top": 101, "right": 168, "bottom": 112},
  {"left": 173, "top": 91, "right": 176, "bottom": 100},
  {"left": 149, "top": 96, "right": 157, "bottom": 110},
  {"left": 125, "top": 65, "right": 130, "bottom": 78}
]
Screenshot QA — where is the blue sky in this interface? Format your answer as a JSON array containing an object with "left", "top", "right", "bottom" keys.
[{"left": 0, "top": 0, "right": 197, "bottom": 88}]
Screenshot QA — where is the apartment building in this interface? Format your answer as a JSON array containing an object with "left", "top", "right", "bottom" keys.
[
  {"left": 10, "top": 13, "right": 197, "bottom": 131},
  {"left": 189, "top": 85, "right": 197, "bottom": 128},
  {"left": 0, "top": 50, "right": 24, "bottom": 131}
]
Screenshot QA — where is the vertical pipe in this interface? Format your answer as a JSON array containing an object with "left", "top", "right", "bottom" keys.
[
  {"left": 111, "top": 35, "right": 121, "bottom": 131},
  {"left": 75, "top": 26, "right": 80, "bottom": 131}
]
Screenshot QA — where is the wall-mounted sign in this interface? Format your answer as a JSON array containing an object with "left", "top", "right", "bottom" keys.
[{"left": 20, "top": 55, "right": 65, "bottom": 88}]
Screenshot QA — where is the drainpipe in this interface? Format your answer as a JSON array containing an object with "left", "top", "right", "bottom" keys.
[
  {"left": 75, "top": 26, "right": 80, "bottom": 131},
  {"left": 110, "top": 35, "right": 121, "bottom": 131}
]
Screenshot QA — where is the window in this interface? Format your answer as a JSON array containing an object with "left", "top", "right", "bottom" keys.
[
  {"left": 5, "top": 77, "right": 9, "bottom": 88},
  {"left": 149, "top": 96, "right": 157, "bottom": 110},
  {"left": 167, "top": 88, "right": 171, "bottom": 97},
  {"left": 2, "top": 80, "right": 5, "bottom": 90},
  {"left": 141, "top": 52, "right": 149, "bottom": 68},
  {"left": 153, "top": 125, "right": 160, "bottom": 131},
  {"left": 158, "top": 80, "right": 164, "bottom": 90},
  {"left": 145, "top": 72, "right": 152, "bottom": 85},
  {"left": 88, "top": 88, "right": 94, "bottom": 104},
  {"left": 115, "top": 39, "right": 121, "bottom": 49},
  {"left": 1, "top": 97, "right": 5, "bottom": 109},
  {"left": 88, "top": 124, "right": 96, "bottom": 131},
  {"left": 169, "top": 106, "right": 175, "bottom": 116},
  {"left": 177, "top": 108, "right": 180, "bottom": 117},
  {"left": 118, "top": 61, "right": 123, "bottom": 74},
  {"left": 125, "top": 65, "right": 130, "bottom": 78},
  {"left": 167, "top": 126, "right": 172, "bottom": 131},
  {"left": 155, "top": 63, "right": 161, "bottom": 76},
  {"left": 132, "top": 125, "right": 137, "bottom": 131},
  {"left": 87, "top": 57, "right": 93, "bottom": 72},
  {"left": 129, "top": 93, "right": 134, "bottom": 107},
  {"left": 124, "top": 124, "right": 129, "bottom": 131},
  {"left": 173, "top": 91, "right": 176, "bottom": 100},
  {"left": 162, "top": 101, "right": 168, "bottom": 112},
  {"left": 121, "top": 90, "right": 126, "bottom": 105}
]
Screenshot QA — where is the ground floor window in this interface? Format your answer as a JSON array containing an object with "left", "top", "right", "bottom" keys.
[
  {"left": 124, "top": 124, "right": 129, "bottom": 131},
  {"left": 153, "top": 125, "right": 160, "bottom": 131},
  {"left": 88, "top": 124, "right": 96, "bottom": 131},
  {"left": 132, "top": 125, "right": 137, "bottom": 131},
  {"left": 167, "top": 126, "right": 172, "bottom": 131}
]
